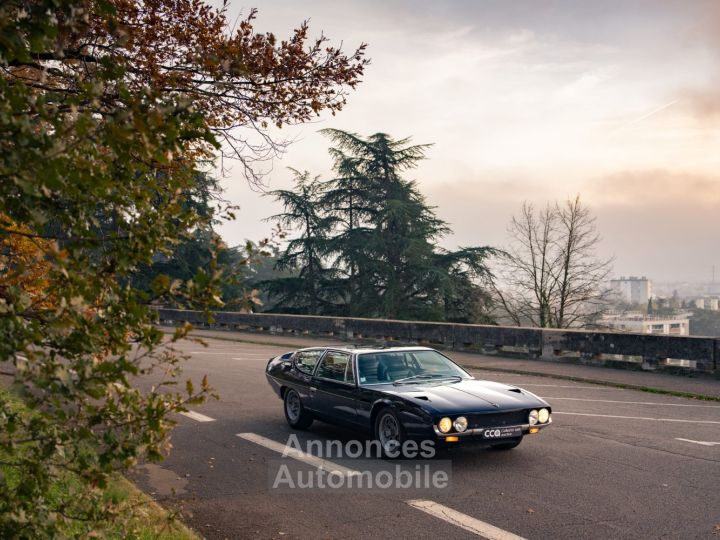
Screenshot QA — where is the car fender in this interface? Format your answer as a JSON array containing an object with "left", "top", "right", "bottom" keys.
[
  {"left": 369, "top": 396, "right": 433, "bottom": 428},
  {"left": 369, "top": 398, "right": 396, "bottom": 426},
  {"left": 517, "top": 387, "right": 551, "bottom": 408}
]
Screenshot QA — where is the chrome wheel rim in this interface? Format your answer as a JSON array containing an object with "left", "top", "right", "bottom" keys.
[
  {"left": 378, "top": 412, "right": 400, "bottom": 447},
  {"left": 286, "top": 391, "right": 301, "bottom": 422}
]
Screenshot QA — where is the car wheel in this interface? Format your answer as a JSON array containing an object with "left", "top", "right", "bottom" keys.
[
  {"left": 374, "top": 408, "right": 406, "bottom": 458},
  {"left": 284, "top": 388, "right": 313, "bottom": 429},
  {"left": 490, "top": 437, "right": 522, "bottom": 450}
]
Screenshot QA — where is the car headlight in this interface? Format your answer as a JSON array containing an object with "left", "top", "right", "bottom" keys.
[
  {"left": 453, "top": 416, "right": 468, "bottom": 433},
  {"left": 438, "top": 417, "right": 453, "bottom": 433},
  {"left": 538, "top": 408, "right": 549, "bottom": 424},
  {"left": 528, "top": 409, "right": 539, "bottom": 426}
]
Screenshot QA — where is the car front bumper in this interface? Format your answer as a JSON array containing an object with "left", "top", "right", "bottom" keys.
[{"left": 431, "top": 418, "right": 551, "bottom": 443}]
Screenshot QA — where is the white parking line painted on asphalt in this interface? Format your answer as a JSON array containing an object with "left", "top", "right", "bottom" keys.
[
  {"left": 186, "top": 351, "right": 242, "bottom": 355},
  {"left": 509, "top": 383, "right": 613, "bottom": 390},
  {"left": 471, "top": 372, "right": 523, "bottom": 376},
  {"left": 541, "top": 397, "right": 720, "bottom": 408},
  {"left": 236, "top": 433, "right": 360, "bottom": 477},
  {"left": 554, "top": 412, "right": 720, "bottom": 425},
  {"left": 179, "top": 410, "right": 215, "bottom": 422},
  {"left": 675, "top": 438, "right": 720, "bottom": 446},
  {"left": 407, "top": 500, "right": 526, "bottom": 540}
]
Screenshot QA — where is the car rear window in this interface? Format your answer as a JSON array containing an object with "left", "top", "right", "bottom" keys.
[{"left": 294, "top": 350, "right": 323, "bottom": 375}]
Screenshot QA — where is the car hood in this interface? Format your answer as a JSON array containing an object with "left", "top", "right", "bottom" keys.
[{"left": 384, "top": 378, "right": 549, "bottom": 415}]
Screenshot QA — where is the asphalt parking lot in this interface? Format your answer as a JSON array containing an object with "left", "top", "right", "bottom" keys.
[{"left": 129, "top": 336, "right": 720, "bottom": 539}]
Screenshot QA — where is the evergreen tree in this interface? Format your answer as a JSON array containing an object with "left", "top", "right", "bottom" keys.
[
  {"left": 262, "top": 170, "right": 338, "bottom": 314},
  {"left": 432, "top": 247, "right": 496, "bottom": 323},
  {"left": 261, "top": 131, "right": 496, "bottom": 322},
  {"left": 321, "top": 130, "right": 496, "bottom": 320},
  {"left": 319, "top": 138, "right": 377, "bottom": 313},
  {"left": 321, "top": 130, "right": 442, "bottom": 318}
]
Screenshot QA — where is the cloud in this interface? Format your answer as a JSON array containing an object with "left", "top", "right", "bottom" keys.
[
  {"left": 679, "top": 89, "right": 720, "bottom": 121},
  {"left": 214, "top": 0, "right": 720, "bottom": 281},
  {"left": 594, "top": 202, "right": 719, "bottom": 282},
  {"left": 586, "top": 170, "right": 720, "bottom": 207},
  {"left": 672, "top": 1, "right": 720, "bottom": 122},
  {"left": 419, "top": 169, "right": 720, "bottom": 283}
]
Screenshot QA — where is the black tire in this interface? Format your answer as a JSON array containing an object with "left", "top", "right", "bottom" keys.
[
  {"left": 283, "top": 388, "right": 313, "bottom": 429},
  {"left": 490, "top": 437, "right": 522, "bottom": 451},
  {"left": 374, "top": 408, "right": 406, "bottom": 459}
]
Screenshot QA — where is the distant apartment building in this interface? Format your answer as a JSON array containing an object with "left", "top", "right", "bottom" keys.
[
  {"left": 600, "top": 312, "right": 689, "bottom": 336},
  {"left": 693, "top": 297, "right": 720, "bottom": 310},
  {"left": 609, "top": 276, "right": 652, "bottom": 305}
]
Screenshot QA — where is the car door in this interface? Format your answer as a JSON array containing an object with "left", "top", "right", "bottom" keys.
[
  {"left": 291, "top": 349, "right": 325, "bottom": 409},
  {"left": 311, "top": 351, "right": 359, "bottom": 426}
]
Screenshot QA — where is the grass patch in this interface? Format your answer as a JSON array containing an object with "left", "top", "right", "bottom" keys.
[
  {"left": 90, "top": 475, "right": 199, "bottom": 540},
  {"left": 0, "top": 387, "right": 201, "bottom": 539}
]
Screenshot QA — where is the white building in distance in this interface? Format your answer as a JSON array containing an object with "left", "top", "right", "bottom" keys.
[
  {"left": 610, "top": 276, "right": 652, "bottom": 305},
  {"left": 693, "top": 297, "right": 719, "bottom": 310},
  {"left": 600, "top": 312, "right": 689, "bottom": 336}
]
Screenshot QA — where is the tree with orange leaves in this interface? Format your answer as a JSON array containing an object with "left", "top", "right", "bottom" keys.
[
  {"left": 5, "top": 0, "right": 367, "bottom": 183},
  {"left": 0, "top": 1, "right": 367, "bottom": 535},
  {"left": 0, "top": 214, "right": 52, "bottom": 307}
]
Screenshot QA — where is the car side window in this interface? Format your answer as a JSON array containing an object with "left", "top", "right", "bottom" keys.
[
  {"left": 295, "top": 350, "right": 323, "bottom": 375},
  {"left": 315, "top": 351, "right": 352, "bottom": 383}
]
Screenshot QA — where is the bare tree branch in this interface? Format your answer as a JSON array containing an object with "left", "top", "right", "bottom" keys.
[{"left": 492, "top": 196, "right": 613, "bottom": 328}]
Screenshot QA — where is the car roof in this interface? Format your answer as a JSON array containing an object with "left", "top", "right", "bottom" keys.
[{"left": 295, "top": 345, "right": 436, "bottom": 355}]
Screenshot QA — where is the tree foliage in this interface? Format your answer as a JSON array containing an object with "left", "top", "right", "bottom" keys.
[
  {"left": 0, "top": 214, "right": 53, "bottom": 308},
  {"left": 493, "top": 196, "right": 613, "bottom": 328},
  {"left": 262, "top": 131, "right": 496, "bottom": 322},
  {"left": 128, "top": 172, "right": 275, "bottom": 312},
  {"left": 262, "top": 169, "right": 339, "bottom": 314},
  {"left": 0, "top": 0, "right": 365, "bottom": 536},
  {"left": 689, "top": 308, "right": 720, "bottom": 337},
  {"left": 3, "top": 0, "right": 367, "bottom": 183}
]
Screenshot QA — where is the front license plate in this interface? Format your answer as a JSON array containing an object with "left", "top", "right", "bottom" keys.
[{"left": 480, "top": 426, "right": 522, "bottom": 439}]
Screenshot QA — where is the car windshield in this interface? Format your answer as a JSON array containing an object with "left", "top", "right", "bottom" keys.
[{"left": 357, "top": 350, "right": 469, "bottom": 385}]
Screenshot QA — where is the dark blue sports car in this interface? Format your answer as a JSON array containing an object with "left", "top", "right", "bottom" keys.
[{"left": 266, "top": 346, "right": 551, "bottom": 452}]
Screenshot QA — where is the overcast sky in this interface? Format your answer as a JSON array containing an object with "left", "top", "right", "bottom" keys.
[{"left": 215, "top": 0, "right": 720, "bottom": 283}]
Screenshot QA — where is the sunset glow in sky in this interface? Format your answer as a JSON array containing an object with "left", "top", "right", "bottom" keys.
[{"left": 217, "top": 0, "right": 720, "bottom": 282}]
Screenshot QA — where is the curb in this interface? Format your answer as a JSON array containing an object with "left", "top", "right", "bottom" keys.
[{"left": 457, "top": 364, "right": 720, "bottom": 402}]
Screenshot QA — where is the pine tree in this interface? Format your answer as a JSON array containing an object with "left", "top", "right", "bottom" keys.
[
  {"left": 320, "top": 130, "right": 494, "bottom": 320},
  {"left": 432, "top": 247, "right": 496, "bottom": 323},
  {"left": 318, "top": 138, "right": 376, "bottom": 313},
  {"left": 262, "top": 169, "right": 338, "bottom": 314},
  {"left": 260, "top": 131, "right": 496, "bottom": 322},
  {"left": 321, "top": 130, "right": 434, "bottom": 317}
]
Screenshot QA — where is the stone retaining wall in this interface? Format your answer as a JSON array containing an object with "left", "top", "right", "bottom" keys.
[{"left": 157, "top": 309, "right": 718, "bottom": 373}]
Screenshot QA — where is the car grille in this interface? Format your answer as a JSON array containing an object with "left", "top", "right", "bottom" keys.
[{"left": 468, "top": 410, "right": 527, "bottom": 428}]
